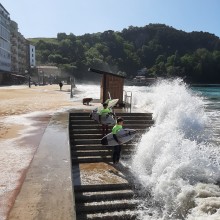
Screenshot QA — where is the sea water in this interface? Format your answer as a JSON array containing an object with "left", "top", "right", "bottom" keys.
[{"left": 130, "top": 79, "right": 220, "bottom": 220}]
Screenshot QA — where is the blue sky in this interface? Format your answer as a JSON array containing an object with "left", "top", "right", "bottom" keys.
[{"left": 1, "top": 0, "right": 220, "bottom": 38}]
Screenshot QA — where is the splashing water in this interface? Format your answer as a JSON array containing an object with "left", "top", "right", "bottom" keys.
[
  {"left": 131, "top": 79, "right": 220, "bottom": 219},
  {"left": 72, "top": 84, "right": 100, "bottom": 101}
]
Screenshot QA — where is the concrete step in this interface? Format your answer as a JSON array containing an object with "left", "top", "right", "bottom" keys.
[
  {"left": 71, "top": 144, "right": 135, "bottom": 151},
  {"left": 75, "top": 200, "right": 139, "bottom": 214},
  {"left": 72, "top": 157, "right": 113, "bottom": 163},
  {"left": 77, "top": 211, "right": 138, "bottom": 220},
  {"left": 72, "top": 149, "right": 134, "bottom": 157},
  {"left": 116, "top": 112, "right": 152, "bottom": 116},
  {"left": 72, "top": 145, "right": 107, "bottom": 151},
  {"left": 70, "top": 119, "right": 154, "bottom": 125},
  {"left": 70, "top": 115, "right": 153, "bottom": 120},
  {"left": 74, "top": 184, "right": 140, "bottom": 219},
  {"left": 75, "top": 191, "right": 134, "bottom": 203},
  {"left": 70, "top": 124, "right": 152, "bottom": 129},
  {"left": 74, "top": 183, "right": 132, "bottom": 192},
  {"left": 72, "top": 155, "right": 134, "bottom": 163},
  {"left": 71, "top": 134, "right": 104, "bottom": 139},
  {"left": 70, "top": 131, "right": 145, "bottom": 139},
  {"left": 70, "top": 128, "right": 148, "bottom": 134},
  {"left": 72, "top": 151, "right": 112, "bottom": 157},
  {"left": 72, "top": 139, "right": 138, "bottom": 145},
  {"left": 71, "top": 145, "right": 135, "bottom": 151},
  {"left": 70, "top": 112, "right": 152, "bottom": 116},
  {"left": 72, "top": 139, "right": 101, "bottom": 145}
]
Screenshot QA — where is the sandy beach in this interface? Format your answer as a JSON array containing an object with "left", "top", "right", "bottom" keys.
[{"left": 0, "top": 84, "right": 86, "bottom": 220}]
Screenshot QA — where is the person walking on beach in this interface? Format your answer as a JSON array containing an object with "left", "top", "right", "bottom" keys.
[
  {"left": 112, "top": 117, "right": 124, "bottom": 164},
  {"left": 59, "top": 81, "right": 63, "bottom": 90},
  {"left": 99, "top": 103, "right": 112, "bottom": 137}
]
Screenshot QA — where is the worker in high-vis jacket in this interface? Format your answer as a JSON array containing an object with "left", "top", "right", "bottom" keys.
[
  {"left": 112, "top": 117, "right": 124, "bottom": 164},
  {"left": 99, "top": 102, "right": 111, "bottom": 137}
]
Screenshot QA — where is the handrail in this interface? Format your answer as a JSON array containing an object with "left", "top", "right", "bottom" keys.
[{"left": 123, "top": 90, "right": 132, "bottom": 113}]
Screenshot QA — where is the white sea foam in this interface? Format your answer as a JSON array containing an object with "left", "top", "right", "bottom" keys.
[
  {"left": 71, "top": 84, "right": 100, "bottom": 101},
  {"left": 131, "top": 79, "right": 220, "bottom": 219}
]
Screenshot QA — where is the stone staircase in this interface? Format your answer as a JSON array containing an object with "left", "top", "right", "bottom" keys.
[{"left": 69, "top": 112, "right": 153, "bottom": 220}]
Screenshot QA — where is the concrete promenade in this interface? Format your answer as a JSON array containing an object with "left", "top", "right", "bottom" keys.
[{"left": 8, "top": 112, "right": 76, "bottom": 220}]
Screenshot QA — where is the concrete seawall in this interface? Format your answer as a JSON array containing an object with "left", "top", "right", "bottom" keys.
[{"left": 8, "top": 112, "right": 76, "bottom": 220}]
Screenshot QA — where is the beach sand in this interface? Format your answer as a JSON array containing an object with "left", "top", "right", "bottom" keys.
[{"left": 0, "top": 84, "right": 84, "bottom": 220}]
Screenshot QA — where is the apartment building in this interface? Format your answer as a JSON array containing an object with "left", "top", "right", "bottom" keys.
[
  {"left": 10, "top": 20, "right": 18, "bottom": 73},
  {"left": 10, "top": 20, "right": 29, "bottom": 74},
  {"left": 0, "top": 3, "right": 11, "bottom": 77},
  {"left": 0, "top": 2, "right": 37, "bottom": 85}
]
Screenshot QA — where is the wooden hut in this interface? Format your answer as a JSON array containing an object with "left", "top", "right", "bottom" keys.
[{"left": 88, "top": 68, "right": 125, "bottom": 106}]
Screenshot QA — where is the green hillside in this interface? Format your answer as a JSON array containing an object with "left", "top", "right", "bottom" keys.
[{"left": 29, "top": 24, "right": 220, "bottom": 83}]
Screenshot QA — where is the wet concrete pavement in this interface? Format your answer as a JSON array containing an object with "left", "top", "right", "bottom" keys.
[
  {"left": 8, "top": 112, "right": 76, "bottom": 220},
  {"left": 7, "top": 108, "right": 150, "bottom": 220}
]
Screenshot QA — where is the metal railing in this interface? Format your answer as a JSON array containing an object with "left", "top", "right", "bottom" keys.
[{"left": 123, "top": 90, "right": 132, "bottom": 113}]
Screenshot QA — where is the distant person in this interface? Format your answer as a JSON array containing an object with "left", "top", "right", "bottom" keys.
[
  {"left": 112, "top": 117, "right": 124, "bottom": 164},
  {"left": 99, "top": 103, "right": 112, "bottom": 137},
  {"left": 59, "top": 81, "right": 63, "bottom": 90}
]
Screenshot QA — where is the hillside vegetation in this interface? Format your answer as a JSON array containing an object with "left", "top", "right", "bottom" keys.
[{"left": 29, "top": 24, "right": 220, "bottom": 83}]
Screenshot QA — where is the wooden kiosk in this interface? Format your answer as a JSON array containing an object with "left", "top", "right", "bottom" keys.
[{"left": 88, "top": 68, "right": 125, "bottom": 106}]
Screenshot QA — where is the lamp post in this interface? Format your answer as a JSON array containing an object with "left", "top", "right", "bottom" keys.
[
  {"left": 39, "top": 70, "right": 42, "bottom": 85},
  {"left": 40, "top": 70, "right": 45, "bottom": 86},
  {"left": 25, "top": 70, "right": 31, "bottom": 88},
  {"left": 42, "top": 71, "right": 45, "bottom": 85},
  {"left": 70, "top": 77, "right": 73, "bottom": 98},
  {"left": 37, "top": 69, "right": 40, "bottom": 85},
  {"left": 49, "top": 74, "right": 52, "bottom": 85},
  {"left": 30, "top": 65, "right": 34, "bottom": 85}
]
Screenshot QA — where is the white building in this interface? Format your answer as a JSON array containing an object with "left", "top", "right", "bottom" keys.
[
  {"left": 0, "top": 3, "right": 35, "bottom": 85},
  {"left": 0, "top": 3, "right": 11, "bottom": 73},
  {"left": 29, "top": 44, "right": 36, "bottom": 67}
]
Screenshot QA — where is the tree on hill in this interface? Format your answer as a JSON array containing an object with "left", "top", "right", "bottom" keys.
[{"left": 29, "top": 24, "right": 220, "bottom": 83}]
